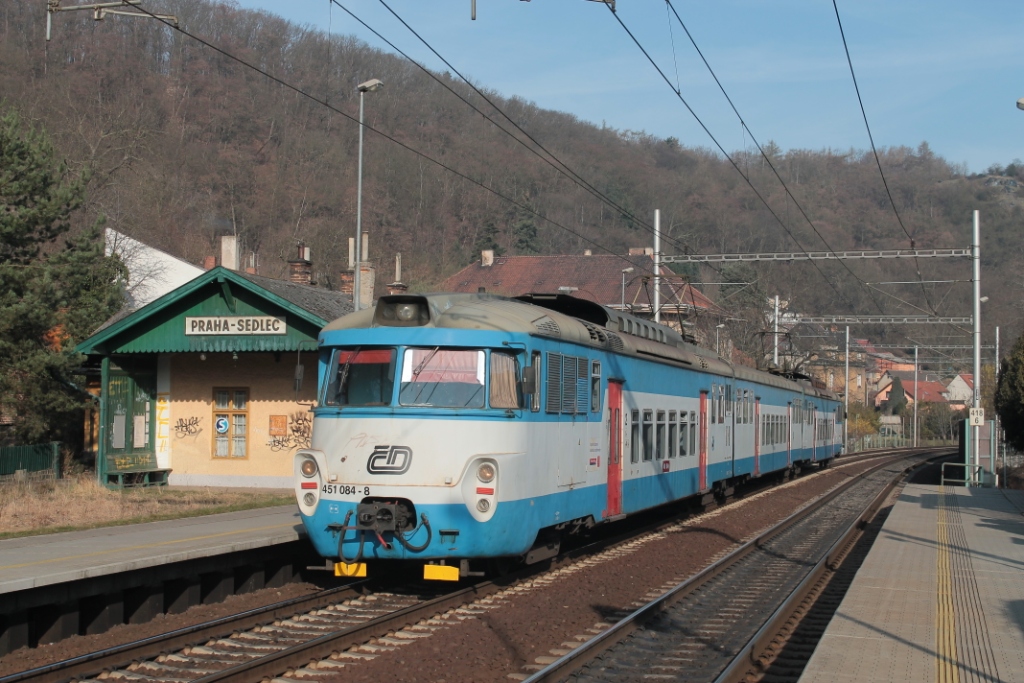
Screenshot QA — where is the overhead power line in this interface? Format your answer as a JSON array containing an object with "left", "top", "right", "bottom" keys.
[
  {"left": 124, "top": 3, "right": 648, "bottom": 273},
  {"left": 831, "top": 0, "right": 936, "bottom": 315}
]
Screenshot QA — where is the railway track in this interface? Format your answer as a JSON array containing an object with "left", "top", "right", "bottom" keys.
[
  {"left": 520, "top": 450, "right": 938, "bottom": 683},
  {"left": 0, "top": 449, "right": 925, "bottom": 683}
]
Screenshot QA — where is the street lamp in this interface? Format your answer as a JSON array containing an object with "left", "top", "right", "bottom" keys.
[
  {"left": 621, "top": 267, "right": 634, "bottom": 309},
  {"left": 716, "top": 323, "right": 725, "bottom": 355},
  {"left": 354, "top": 78, "right": 383, "bottom": 311}
]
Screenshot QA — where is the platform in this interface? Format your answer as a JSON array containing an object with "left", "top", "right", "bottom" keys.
[
  {"left": 0, "top": 505, "right": 304, "bottom": 595},
  {"left": 801, "top": 484, "right": 1024, "bottom": 682}
]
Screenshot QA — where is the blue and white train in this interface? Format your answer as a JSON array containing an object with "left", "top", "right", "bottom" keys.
[{"left": 295, "top": 293, "right": 843, "bottom": 581}]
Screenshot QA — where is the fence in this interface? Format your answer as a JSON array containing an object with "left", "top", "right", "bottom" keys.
[{"left": 0, "top": 442, "right": 62, "bottom": 480}]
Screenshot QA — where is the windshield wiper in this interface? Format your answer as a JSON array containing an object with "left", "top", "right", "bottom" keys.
[
  {"left": 336, "top": 346, "right": 360, "bottom": 403},
  {"left": 412, "top": 347, "right": 440, "bottom": 377}
]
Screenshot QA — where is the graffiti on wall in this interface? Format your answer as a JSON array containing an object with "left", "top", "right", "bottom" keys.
[
  {"left": 268, "top": 411, "right": 312, "bottom": 451},
  {"left": 174, "top": 416, "right": 203, "bottom": 438}
]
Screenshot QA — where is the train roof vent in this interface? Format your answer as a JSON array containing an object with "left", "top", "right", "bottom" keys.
[
  {"left": 606, "top": 331, "right": 625, "bottom": 352},
  {"left": 582, "top": 321, "right": 607, "bottom": 345},
  {"left": 533, "top": 315, "right": 561, "bottom": 337},
  {"left": 698, "top": 356, "right": 709, "bottom": 369}
]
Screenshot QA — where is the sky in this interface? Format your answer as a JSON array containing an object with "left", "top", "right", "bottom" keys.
[{"left": 226, "top": 0, "right": 1024, "bottom": 174}]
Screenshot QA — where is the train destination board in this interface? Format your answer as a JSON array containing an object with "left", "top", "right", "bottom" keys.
[{"left": 185, "top": 316, "right": 287, "bottom": 335}]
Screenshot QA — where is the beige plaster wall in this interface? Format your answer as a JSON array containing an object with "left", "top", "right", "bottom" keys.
[{"left": 167, "top": 351, "right": 318, "bottom": 485}]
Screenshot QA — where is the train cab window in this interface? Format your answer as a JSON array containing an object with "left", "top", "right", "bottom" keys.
[
  {"left": 668, "top": 411, "right": 677, "bottom": 458},
  {"left": 642, "top": 410, "right": 654, "bottom": 461},
  {"left": 591, "top": 361, "right": 602, "bottom": 413},
  {"left": 400, "top": 348, "right": 484, "bottom": 408},
  {"left": 679, "top": 412, "right": 688, "bottom": 456},
  {"left": 630, "top": 410, "right": 640, "bottom": 463},
  {"left": 656, "top": 411, "right": 666, "bottom": 459},
  {"left": 489, "top": 351, "right": 521, "bottom": 409},
  {"left": 325, "top": 348, "right": 396, "bottom": 406}
]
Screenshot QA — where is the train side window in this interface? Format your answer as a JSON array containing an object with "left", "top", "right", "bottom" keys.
[
  {"left": 725, "top": 385, "right": 732, "bottom": 418},
  {"left": 679, "top": 412, "right": 688, "bottom": 456},
  {"left": 710, "top": 384, "right": 717, "bottom": 423},
  {"left": 668, "top": 411, "right": 677, "bottom": 458},
  {"left": 656, "top": 410, "right": 666, "bottom": 460},
  {"left": 631, "top": 410, "right": 640, "bottom": 463},
  {"left": 591, "top": 360, "right": 601, "bottom": 413},
  {"left": 489, "top": 351, "right": 521, "bottom": 409},
  {"left": 642, "top": 410, "right": 654, "bottom": 461},
  {"left": 690, "top": 411, "right": 697, "bottom": 454}
]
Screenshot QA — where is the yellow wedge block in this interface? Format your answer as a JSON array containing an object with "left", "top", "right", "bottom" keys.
[
  {"left": 334, "top": 561, "right": 367, "bottom": 577},
  {"left": 423, "top": 563, "right": 460, "bottom": 581}
]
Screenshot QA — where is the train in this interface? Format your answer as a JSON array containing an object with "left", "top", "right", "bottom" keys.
[{"left": 294, "top": 292, "right": 843, "bottom": 581}]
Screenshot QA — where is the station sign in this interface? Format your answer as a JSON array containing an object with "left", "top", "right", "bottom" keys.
[
  {"left": 969, "top": 407, "right": 985, "bottom": 426},
  {"left": 185, "top": 316, "right": 287, "bottom": 335}
]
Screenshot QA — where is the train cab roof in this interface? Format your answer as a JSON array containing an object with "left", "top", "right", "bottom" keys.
[{"left": 320, "top": 292, "right": 835, "bottom": 398}]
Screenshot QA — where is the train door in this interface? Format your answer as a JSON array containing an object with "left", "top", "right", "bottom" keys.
[
  {"left": 753, "top": 397, "right": 761, "bottom": 476},
  {"left": 606, "top": 381, "right": 624, "bottom": 518},
  {"left": 699, "top": 390, "right": 708, "bottom": 491}
]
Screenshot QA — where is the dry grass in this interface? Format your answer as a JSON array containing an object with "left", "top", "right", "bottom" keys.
[{"left": 0, "top": 475, "right": 294, "bottom": 539}]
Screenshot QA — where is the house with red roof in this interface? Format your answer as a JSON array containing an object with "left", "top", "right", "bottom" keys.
[
  {"left": 943, "top": 374, "right": 974, "bottom": 409},
  {"left": 440, "top": 250, "right": 720, "bottom": 328}
]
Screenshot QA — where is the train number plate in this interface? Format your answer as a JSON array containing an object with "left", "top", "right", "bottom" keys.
[{"left": 321, "top": 484, "right": 369, "bottom": 496}]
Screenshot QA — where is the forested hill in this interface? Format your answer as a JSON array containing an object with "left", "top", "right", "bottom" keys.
[{"left": 2, "top": 0, "right": 1021, "bottom": 340}]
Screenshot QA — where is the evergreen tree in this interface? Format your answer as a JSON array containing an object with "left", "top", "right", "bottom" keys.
[
  {"left": 0, "top": 110, "right": 125, "bottom": 443},
  {"left": 884, "top": 377, "right": 908, "bottom": 416},
  {"left": 996, "top": 332, "right": 1024, "bottom": 451}
]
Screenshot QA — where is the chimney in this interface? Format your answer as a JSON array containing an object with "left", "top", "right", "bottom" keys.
[
  {"left": 203, "top": 255, "right": 217, "bottom": 271},
  {"left": 481, "top": 249, "right": 494, "bottom": 267},
  {"left": 338, "top": 271, "right": 354, "bottom": 295},
  {"left": 220, "top": 235, "right": 239, "bottom": 271},
  {"left": 288, "top": 243, "right": 314, "bottom": 286},
  {"left": 348, "top": 238, "right": 356, "bottom": 270},
  {"left": 627, "top": 247, "right": 653, "bottom": 256},
  {"left": 244, "top": 252, "right": 258, "bottom": 275},
  {"left": 359, "top": 263, "right": 376, "bottom": 308},
  {"left": 386, "top": 253, "right": 407, "bottom": 295},
  {"left": 584, "top": 249, "right": 592, "bottom": 256}
]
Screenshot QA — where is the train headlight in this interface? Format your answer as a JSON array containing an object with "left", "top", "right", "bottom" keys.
[
  {"left": 303, "top": 492, "right": 316, "bottom": 506},
  {"left": 396, "top": 303, "right": 418, "bottom": 321},
  {"left": 300, "top": 459, "right": 318, "bottom": 478},
  {"left": 477, "top": 462, "right": 496, "bottom": 483},
  {"left": 476, "top": 499, "right": 490, "bottom": 513}
]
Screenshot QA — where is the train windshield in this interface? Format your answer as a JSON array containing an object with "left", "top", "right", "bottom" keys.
[
  {"left": 324, "top": 348, "right": 396, "bottom": 406},
  {"left": 399, "top": 348, "right": 485, "bottom": 408}
]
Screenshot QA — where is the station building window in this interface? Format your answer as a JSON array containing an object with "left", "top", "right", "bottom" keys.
[{"left": 213, "top": 388, "right": 249, "bottom": 458}]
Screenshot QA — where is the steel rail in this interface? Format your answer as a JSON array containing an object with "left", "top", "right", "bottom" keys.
[
  {"left": 521, "top": 450, "right": 939, "bottom": 683},
  {"left": 711, "top": 454, "right": 938, "bottom": 683},
  {"left": 2, "top": 449, "right": 909, "bottom": 683},
  {"left": 0, "top": 581, "right": 371, "bottom": 683}
]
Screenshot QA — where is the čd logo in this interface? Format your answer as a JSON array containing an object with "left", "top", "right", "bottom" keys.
[{"left": 367, "top": 445, "right": 413, "bottom": 474}]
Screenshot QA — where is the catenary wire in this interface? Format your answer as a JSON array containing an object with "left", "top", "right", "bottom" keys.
[
  {"left": 661, "top": 0, "right": 890, "bottom": 316},
  {"left": 603, "top": 4, "right": 855, "bottom": 309},
  {"left": 125, "top": 4, "right": 659, "bottom": 278},
  {"left": 830, "top": 0, "right": 938, "bottom": 315},
  {"left": 360, "top": 0, "right": 713, "bottom": 265}
]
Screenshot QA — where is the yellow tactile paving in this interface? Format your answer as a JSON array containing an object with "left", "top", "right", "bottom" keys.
[{"left": 800, "top": 485, "right": 1024, "bottom": 683}]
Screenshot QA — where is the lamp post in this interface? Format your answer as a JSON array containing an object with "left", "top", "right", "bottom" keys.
[
  {"left": 621, "top": 267, "right": 634, "bottom": 309},
  {"left": 716, "top": 323, "right": 725, "bottom": 355},
  {"left": 354, "top": 78, "right": 383, "bottom": 311}
]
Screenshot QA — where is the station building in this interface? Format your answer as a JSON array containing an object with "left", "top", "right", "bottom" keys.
[{"left": 76, "top": 263, "right": 352, "bottom": 488}]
